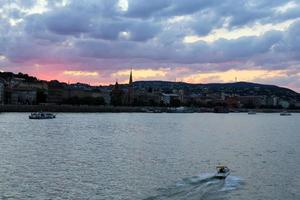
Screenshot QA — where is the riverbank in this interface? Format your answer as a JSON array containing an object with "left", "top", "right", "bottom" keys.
[
  {"left": 1, "top": 105, "right": 300, "bottom": 113},
  {"left": 0, "top": 105, "right": 145, "bottom": 113}
]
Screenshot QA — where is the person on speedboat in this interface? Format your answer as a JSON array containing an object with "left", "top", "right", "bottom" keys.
[{"left": 218, "top": 167, "right": 225, "bottom": 173}]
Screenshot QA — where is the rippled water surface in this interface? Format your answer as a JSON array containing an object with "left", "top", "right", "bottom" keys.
[{"left": 0, "top": 113, "right": 299, "bottom": 199}]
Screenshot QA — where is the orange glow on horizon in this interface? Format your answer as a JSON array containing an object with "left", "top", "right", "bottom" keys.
[
  {"left": 182, "top": 69, "right": 288, "bottom": 83},
  {"left": 112, "top": 68, "right": 169, "bottom": 79},
  {"left": 13, "top": 67, "right": 299, "bottom": 92}
]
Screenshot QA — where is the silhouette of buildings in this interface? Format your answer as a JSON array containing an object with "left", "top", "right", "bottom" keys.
[{"left": 0, "top": 71, "right": 299, "bottom": 109}]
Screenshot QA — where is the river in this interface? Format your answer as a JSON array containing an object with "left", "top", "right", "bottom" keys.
[{"left": 0, "top": 113, "right": 299, "bottom": 199}]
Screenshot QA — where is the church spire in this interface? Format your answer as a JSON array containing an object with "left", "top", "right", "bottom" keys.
[
  {"left": 127, "top": 68, "right": 134, "bottom": 105},
  {"left": 129, "top": 68, "right": 133, "bottom": 85}
]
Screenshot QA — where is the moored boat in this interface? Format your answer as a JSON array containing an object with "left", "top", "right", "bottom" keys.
[
  {"left": 29, "top": 112, "right": 56, "bottom": 119},
  {"left": 248, "top": 111, "right": 256, "bottom": 115},
  {"left": 280, "top": 111, "right": 291, "bottom": 116},
  {"left": 213, "top": 106, "right": 229, "bottom": 113}
]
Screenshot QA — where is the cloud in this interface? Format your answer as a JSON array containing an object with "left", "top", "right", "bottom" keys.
[
  {"left": 44, "top": 8, "right": 91, "bottom": 35},
  {"left": 126, "top": 0, "right": 170, "bottom": 18},
  {"left": 112, "top": 68, "right": 169, "bottom": 79},
  {"left": 0, "top": 0, "right": 300, "bottom": 92},
  {"left": 89, "top": 18, "right": 161, "bottom": 41},
  {"left": 63, "top": 70, "right": 99, "bottom": 76}
]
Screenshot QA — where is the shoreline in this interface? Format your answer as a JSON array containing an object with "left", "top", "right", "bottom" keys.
[{"left": 1, "top": 105, "right": 300, "bottom": 113}]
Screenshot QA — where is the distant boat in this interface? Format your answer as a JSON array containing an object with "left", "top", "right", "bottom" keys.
[
  {"left": 248, "top": 111, "right": 256, "bottom": 115},
  {"left": 213, "top": 107, "right": 229, "bottom": 113},
  {"left": 280, "top": 111, "right": 291, "bottom": 116},
  {"left": 29, "top": 112, "right": 56, "bottom": 119},
  {"left": 169, "top": 107, "right": 194, "bottom": 113},
  {"left": 214, "top": 165, "right": 231, "bottom": 179}
]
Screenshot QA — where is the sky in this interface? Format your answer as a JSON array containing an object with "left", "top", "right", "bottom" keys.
[{"left": 0, "top": 0, "right": 300, "bottom": 92}]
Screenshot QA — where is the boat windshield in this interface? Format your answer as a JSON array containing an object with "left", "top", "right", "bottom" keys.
[
  {"left": 217, "top": 166, "right": 228, "bottom": 173},
  {"left": 219, "top": 168, "right": 225, "bottom": 173}
]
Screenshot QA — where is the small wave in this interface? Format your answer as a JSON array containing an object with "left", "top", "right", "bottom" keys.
[
  {"left": 179, "top": 173, "right": 214, "bottom": 186},
  {"left": 220, "top": 176, "right": 244, "bottom": 192},
  {"left": 144, "top": 173, "right": 243, "bottom": 200}
]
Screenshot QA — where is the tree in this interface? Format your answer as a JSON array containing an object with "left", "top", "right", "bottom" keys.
[{"left": 36, "top": 89, "right": 47, "bottom": 104}]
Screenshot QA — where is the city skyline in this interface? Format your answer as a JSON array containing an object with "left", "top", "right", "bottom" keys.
[{"left": 1, "top": 0, "right": 300, "bottom": 92}]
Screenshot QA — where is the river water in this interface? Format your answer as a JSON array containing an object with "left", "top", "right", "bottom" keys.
[{"left": 0, "top": 113, "right": 299, "bottom": 200}]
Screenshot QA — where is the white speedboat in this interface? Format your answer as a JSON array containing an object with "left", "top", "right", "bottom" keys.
[
  {"left": 29, "top": 112, "right": 56, "bottom": 119},
  {"left": 215, "top": 165, "right": 230, "bottom": 179},
  {"left": 248, "top": 111, "right": 256, "bottom": 115},
  {"left": 280, "top": 111, "right": 291, "bottom": 116}
]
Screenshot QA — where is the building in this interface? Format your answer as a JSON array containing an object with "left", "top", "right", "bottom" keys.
[
  {"left": 238, "top": 95, "right": 265, "bottom": 108},
  {"left": 47, "top": 88, "right": 67, "bottom": 104},
  {"left": 185, "top": 93, "right": 204, "bottom": 105},
  {"left": 161, "top": 93, "right": 180, "bottom": 105},
  {"left": 225, "top": 96, "right": 240, "bottom": 108},
  {"left": 17, "top": 81, "right": 48, "bottom": 90},
  {"left": 10, "top": 88, "right": 37, "bottom": 104},
  {"left": 134, "top": 89, "right": 161, "bottom": 106},
  {"left": 68, "top": 90, "right": 108, "bottom": 105},
  {"left": 0, "top": 82, "right": 4, "bottom": 104},
  {"left": 278, "top": 99, "right": 290, "bottom": 109},
  {"left": 265, "top": 96, "right": 278, "bottom": 107},
  {"left": 295, "top": 101, "right": 300, "bottom": 108}
]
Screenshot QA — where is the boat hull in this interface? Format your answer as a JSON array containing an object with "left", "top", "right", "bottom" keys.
[
  {"left": 29, "top": 113, "right": 56, "bottom": 119},
  {"left": 214, "top": 171, "right": 230, "bottom": 179},
  {"left": 29, "top": 116, "right": 55, "bottom": 119},
  {"left": 280, "top": 113, "right": 291, "bottom": 116}
]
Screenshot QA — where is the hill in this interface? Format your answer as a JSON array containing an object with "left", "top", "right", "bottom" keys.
[
  {"left": 1, "top": 71, "right": 299, "bottom": 100},
  {"left": 133, "top": 81, "right": 299, "bottom": 99}
]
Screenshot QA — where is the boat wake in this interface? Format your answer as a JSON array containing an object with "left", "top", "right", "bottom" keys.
[{"left": 143, "top": 173, "right": 244, "bottom": 200}]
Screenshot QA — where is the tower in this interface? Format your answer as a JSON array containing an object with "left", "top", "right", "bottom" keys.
[
  {"left": 129, "top": 68, "right": 133, "bottom": 85},
  {"left": 127, "top": 68, "right": 134, "bottom": 105}
]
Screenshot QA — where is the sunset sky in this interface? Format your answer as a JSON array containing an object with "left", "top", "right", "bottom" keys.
[{"left": 0, "top": 0, "right": 300, "bottom": 91}]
